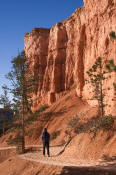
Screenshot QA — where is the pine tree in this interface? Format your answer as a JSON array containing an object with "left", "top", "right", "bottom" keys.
[
  {"left": 0, "top": 85, "right": 12, "bottom": 135},
  {"left": 0, "top": 85, "right": 11, "bottom": 109},
  {"left": 86, "top": 57, "right": 110, "bottom": 117},
  {"left": 6, "top": 51, "right": 37, "bottom": 153}
]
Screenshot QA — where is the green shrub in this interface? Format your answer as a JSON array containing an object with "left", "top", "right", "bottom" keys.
[
  {"left": 26, "top": 105, "right": 49, "bottom": 123},
  {"left": 65, "top": 130, "right": 70, "bottom": 135},
  {"left": 67, "top": 115, "right": 80, "bottom": 129},
  {"left": 67, "top": 114, "right": 114, "bottom": 136},
  {"left": 38, "top": 105, "right": 49, "bottom": 112},
  {"left": 25, "top": 128, "right": 34, "bottom": 136},
  {"left": 109, "top": 31, "right": 116, "bottom": 39},
  {"left": 6, "top": 137, "right": 19, "bottom": 145},
  {"left": 5, "top": 127, "right": 16, "bottom": 134},
  {"left": 97, "top": 115, "right": 114, "bottom": 130},
  {"left": 74, "top": 124, "right": 87, "bottom": 134},
  {"left": 51, "top": 130, "right": 60, "bottom": 140}
]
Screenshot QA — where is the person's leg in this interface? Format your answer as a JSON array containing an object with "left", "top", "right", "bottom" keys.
[
  {"left": 47, "top": 142, "right": 50, "bottom": 156},
  {"left": 43, "top": 143, "right": 45, "bottom": 156}
]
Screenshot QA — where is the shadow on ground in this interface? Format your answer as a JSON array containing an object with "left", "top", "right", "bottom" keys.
[
  {"left": 57, "top": 165, "right": 116, "bottom": 175},
  {"left": 55, "top": 155, "right": 116, "bottom": 174},
  {"left": 25, "top": 143, "right": 65, "bottom": 154},
  {"left": 101, "top": 155, "right": 116, "bottom": 162},
  {"left": 39, "top": 106, "right": 67, "bottom": 122}
]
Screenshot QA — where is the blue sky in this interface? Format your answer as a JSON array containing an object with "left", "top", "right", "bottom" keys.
[{"left": 0, "top": 0, "right": 84, "bottom": 96}]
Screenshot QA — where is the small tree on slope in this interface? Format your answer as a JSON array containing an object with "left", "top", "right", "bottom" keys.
[
  {"left": 6, "top": 51, "right": 37, "bottom": 153},
  {"left": 86, "top": 57, "right": 110, "bottom": 117},
  {"left": 0, "top": 85, "right": 12, "bottom": 135},
  {"left": 86, "top": 31, "right": 116, "bottom": 118}
]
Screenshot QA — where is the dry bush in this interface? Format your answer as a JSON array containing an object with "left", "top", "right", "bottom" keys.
[{"left": 51, "top": 130, "right": 60, "bottom": 140}]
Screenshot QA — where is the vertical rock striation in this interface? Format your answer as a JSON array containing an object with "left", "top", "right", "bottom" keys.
[
  {"left": 24, "top": 0, "right": 116, "bottom": 114},
  {"left": 83, "top": 0, "right": 116, "bottom": 114},
  {"left": 24, "top": 28, "right": 50, "bottom": 107}
]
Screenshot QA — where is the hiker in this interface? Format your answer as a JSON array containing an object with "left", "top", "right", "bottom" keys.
[{"left": 41, "top": 128, "right": 50, "bottom": 157}]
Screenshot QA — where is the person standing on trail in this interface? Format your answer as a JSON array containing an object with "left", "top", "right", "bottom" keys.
[{"left": 41, "top": 128, "right": 50, "bottom": 157}]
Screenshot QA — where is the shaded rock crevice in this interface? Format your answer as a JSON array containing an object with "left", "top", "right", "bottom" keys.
[{"left": 76, "top": 24, "right": 86, "bottom": 97}]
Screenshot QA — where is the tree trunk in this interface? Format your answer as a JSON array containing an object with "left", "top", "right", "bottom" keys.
[
  {"left": 99, "top": 62, "right": 104, "bottom": 118},
  {"left": 21, "top": 96, "right": 25, "bottom": 153}
]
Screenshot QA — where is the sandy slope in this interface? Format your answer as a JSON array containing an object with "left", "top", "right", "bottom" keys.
[{"left": 0, "top": 90, "right": 116, "bottom": 174}]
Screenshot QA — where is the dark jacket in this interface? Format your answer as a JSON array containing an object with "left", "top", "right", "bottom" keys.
[{"left": 41, "top": 130, "right": 50, "bottom": 144}]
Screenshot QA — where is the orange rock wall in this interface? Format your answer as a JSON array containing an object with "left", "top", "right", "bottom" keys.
[
  {"left": 24, "top": 0, "right": 116, "bottom": 114},
  {"left": 83, "top": 0, "right": 116, "bottom": 115}
]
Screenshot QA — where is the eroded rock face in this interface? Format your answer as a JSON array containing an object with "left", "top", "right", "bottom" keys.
[
  {"left": 83, "top": 0, "right": 116, "bottom": 115},
  {"left": 24, "top": 28, "right": 50, "bottom": 107},
  {"left": 24, "top": 0, "right": 116, "bottom": 114}
]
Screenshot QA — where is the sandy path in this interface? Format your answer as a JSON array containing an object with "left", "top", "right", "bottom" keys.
[
  {"left": 0, "top": 145, "right": 116, "bottom": 174},
  {"left": 19, "top": 145, "right": 116, "bottom": 171}
]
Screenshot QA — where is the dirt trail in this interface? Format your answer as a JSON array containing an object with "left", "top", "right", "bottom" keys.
[
  {"left": 19, "top": 145, "right": 116, "bottom": 173},
  {"left": 0, "top": 145, "right": 116, "bottom": 175}
]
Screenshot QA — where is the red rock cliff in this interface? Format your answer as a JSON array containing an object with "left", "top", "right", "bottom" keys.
[{"left": 24, "top": 0, "right": 116, "bottom": 114}]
